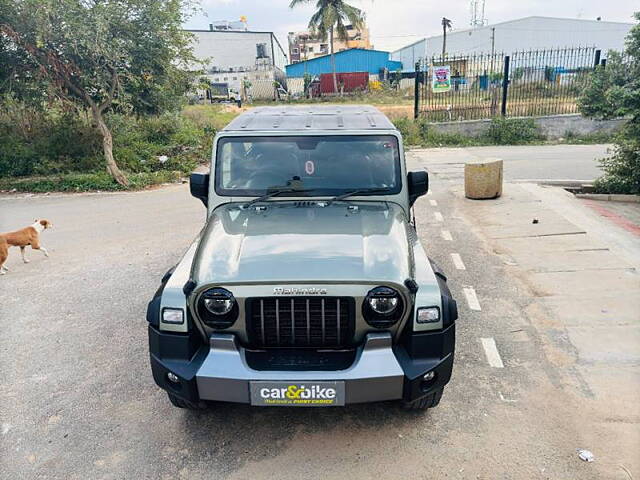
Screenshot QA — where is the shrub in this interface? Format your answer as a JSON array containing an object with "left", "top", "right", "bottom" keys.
[
  {"left": 579, "top": 14, "right": 639, "bottom": 194},
  {"left": 0, "top": 104, "right": 218, "bottom": 184},
  {"left": 393, "top": 116, "right": 544, "bottom": 147},
  {"left": 593, "top": 122, "right": 640, "bottom": 194},
  {"left": 0, "top": 103, "right": 101, "bottom": 177},
  {"left": 484, "top": 117, "right": 542, "bottom": 144}
]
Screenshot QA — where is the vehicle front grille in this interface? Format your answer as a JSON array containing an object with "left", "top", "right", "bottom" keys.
[{"left": 246, "top": 297, "right": 355, "bottom": 348}]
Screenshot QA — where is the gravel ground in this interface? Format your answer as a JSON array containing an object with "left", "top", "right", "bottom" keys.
[{"left": 1, "top": 169, "right": 636, "bottom": 479}]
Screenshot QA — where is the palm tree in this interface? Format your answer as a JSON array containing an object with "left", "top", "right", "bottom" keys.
[
  {"left": 290, "top": 0, "right": 364, "bottom": 95},
  {"left": 441, "top": 17, "right": 452, "bottom": 59}
]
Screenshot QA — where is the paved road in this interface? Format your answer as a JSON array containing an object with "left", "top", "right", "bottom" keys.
[
  {"left": 410, "top": 144, "right": 611, "bottom": 182},
  {"left": 1, "top": 148, "right": 637, "bottom": 479}
]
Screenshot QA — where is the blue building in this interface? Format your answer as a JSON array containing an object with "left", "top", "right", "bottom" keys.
[{"left": 286, "top": 48, "right": 403, "bottom": 78}]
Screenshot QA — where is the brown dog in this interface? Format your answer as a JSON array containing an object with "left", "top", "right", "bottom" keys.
[{"left": 0, "top": 219, "right": 52, "bottom": 274}]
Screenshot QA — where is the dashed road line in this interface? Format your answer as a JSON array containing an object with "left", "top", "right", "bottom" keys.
[
  {"left": 463, "top": 287, "right": 481, "bottom": 311},
  {"left": 429, "top": 199, "right": 438, "bottom": 206},
  {"left": 434, "top": 211, "right": 444, "bottom": 222},
  {"left": 450, "top": 253, "right": 466, "bottom": 270},
  {"left": 481, "top": 338, "right": 505, "bottom": 368},
  {"left": 441, "top": 230, "right": 453, "bottom": 241}
]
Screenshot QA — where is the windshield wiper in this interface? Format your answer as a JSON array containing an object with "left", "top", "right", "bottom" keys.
[
  {"left": 244, "top": 187, "right": 314, "bottom": 208},
  {"left": 327, "top": 188, "right": 391, "bottom": 205}
]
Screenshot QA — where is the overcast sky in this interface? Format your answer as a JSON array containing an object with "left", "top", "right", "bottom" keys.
[{"left": 185, "top": 0, "right": 638, "bottom": 52}]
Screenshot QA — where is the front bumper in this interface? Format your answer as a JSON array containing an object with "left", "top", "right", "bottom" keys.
[{"left": 149, "top": 324, "right": 454, "bottom": 405}]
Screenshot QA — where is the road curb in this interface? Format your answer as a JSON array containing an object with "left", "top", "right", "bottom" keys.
[{"left": 575, "top": 193, "right": 640, "bottom": 203}]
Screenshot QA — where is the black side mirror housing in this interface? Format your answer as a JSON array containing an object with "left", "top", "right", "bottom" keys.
[
  {"left": 190, "top": 171, "right": 210, "bottom": 207},
  {"left": 407, "top": 170, "right": 429, "bottom": 207}
]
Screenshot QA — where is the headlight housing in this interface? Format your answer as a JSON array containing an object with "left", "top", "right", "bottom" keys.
[
  {"left": 196, "top": 287, "right": 238, "bottom": 329},
  {"left": 363, "top": 286, "right": 404, "bottom": 328}
]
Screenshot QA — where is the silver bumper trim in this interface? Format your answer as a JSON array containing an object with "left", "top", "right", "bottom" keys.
[{"left": 196, "top": 332, "right": 404, "bottom": 404}]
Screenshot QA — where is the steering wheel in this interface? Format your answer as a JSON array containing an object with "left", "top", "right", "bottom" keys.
[{"left": 245, "top": 152, "right": 300, "bottom": 189}]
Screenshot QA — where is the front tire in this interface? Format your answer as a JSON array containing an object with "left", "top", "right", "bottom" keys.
[
  {"left": 402, "top": 387, "right": 443, "bottom": 410},
  {"left": 167, "top": 392, "right": 207, "bottom": 410}
]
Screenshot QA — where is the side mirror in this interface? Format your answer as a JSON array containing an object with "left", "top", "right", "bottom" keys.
[
  {"left": 407, "top": 170, "right": 429, "bottom": 207},
  {"left": 190, "top": 171, "right": 210, "bottom": 207}
]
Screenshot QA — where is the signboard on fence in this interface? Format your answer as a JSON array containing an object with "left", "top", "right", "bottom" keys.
[{"left": 431, "top": 65, "right": 452, "bottom": 93}]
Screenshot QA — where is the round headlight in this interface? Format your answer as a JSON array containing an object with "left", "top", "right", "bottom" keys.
[
  {"left": 203, "top": 289, "right": 234, "bottom": 315},
  {"left": 197, "top": 287, "right": 238, "bottom": 329},
  {"left": 369, "top": 295, "right": 399, "bottom": 315},
  {"left": 363, "top": 286, "right": 404, "bottom": 328}
]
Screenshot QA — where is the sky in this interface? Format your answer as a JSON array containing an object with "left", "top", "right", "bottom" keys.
[{"left": 184, "top": 0, "right": 638, "bottom": 53}]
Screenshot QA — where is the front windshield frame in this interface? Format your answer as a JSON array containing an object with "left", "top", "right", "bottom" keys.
[{"left": 214, "top": 135, "right": 403, "bottom": 198}]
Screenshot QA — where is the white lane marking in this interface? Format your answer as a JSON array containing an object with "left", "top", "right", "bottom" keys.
[
  {"left": 441, "top": 230, "right": 453, "bottom": 241},
  {"left": 450, "top": 253, "right": 466, "bottom": 270},
  {"left": 434, "top": 212, "right": 444, "bottom": 222},
  {"left": 463, "top": 287, "right": 481, "bottom": 311},
  {"left": 429, "top": 199, "right": 438, "bottom": 206},
  {"left": 481, "top": 338, "right": 505, "bottom": 368}
]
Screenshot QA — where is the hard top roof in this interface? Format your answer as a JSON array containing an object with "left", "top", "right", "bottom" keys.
[{"left": 222, "top": 105, "right": 397, "bottom": 132}]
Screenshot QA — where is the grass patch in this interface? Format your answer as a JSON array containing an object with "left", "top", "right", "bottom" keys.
[
  {"left": 393, "top": 116, "right": 613, "bottom": 147},
  {"left": 0, "top": 171, "right": 183, "bottom": 193}
]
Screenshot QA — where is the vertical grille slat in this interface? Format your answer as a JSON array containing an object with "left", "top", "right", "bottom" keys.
[
  {"left": 321, "top": 298, "right": 325, "bottom": 345},
  {"left": 291, "top": 298, "right": 295, "bottom": 346},
  {"left": 248, "top": 296, "right": 354, "bottom": 348},
  {"left": 260, "top": 299, "right": 265, "bottom": 346},
  {"left": 306, "top": 299, "right": 311, "bottom": 345},
  {"left": 275, "top": 298, "right": 280, "bottom": 345},
  {"left": 337, "top": 298, "right": 341, "bottom": 345}
]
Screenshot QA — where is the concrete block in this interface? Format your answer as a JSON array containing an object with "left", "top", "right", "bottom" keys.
[{"left": 464, "top": 158, "right": 503, "bottom": 199}]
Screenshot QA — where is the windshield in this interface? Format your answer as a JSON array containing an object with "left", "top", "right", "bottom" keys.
[{"left": 215, "top": 135, "right": 402, "bottom": 197}]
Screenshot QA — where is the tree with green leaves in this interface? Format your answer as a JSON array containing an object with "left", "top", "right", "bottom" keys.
[
  {"left": 579, "top": 13, "right": 639, "bottom": 194},
  {"left": 0, "top": 0, "right": 197, "bottom": 185},
  {"left": 290, "top": 0, "right": 364, "bottom": 96},
  {"left": 441, "top": 17, "right": 452, "bottom": 58}
]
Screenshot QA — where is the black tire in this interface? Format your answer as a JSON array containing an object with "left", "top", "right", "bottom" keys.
[
  {"left": 402, "top": 388, "right": 443, "bottom": 410},
  {"left": 167, "top": 392, "right": 207, "bottom": 410}
]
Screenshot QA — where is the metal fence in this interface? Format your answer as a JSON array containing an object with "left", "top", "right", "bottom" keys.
[{"left": 415, "top": 47, "right": 602, "bottom": 121}]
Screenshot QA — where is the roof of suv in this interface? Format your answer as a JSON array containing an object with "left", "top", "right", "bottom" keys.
[{"left": 222, "top": 105, "right": 397, "bottom": 132}]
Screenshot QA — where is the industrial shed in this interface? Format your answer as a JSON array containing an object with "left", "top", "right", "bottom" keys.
[
  {"left": 286, "top": 48, "right": 402, "bottom": 78},
  {"left": 392, "top": 16, "right": 634, "bottom": 72}
]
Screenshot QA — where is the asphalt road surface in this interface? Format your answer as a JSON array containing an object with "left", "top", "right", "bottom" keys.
[
  {"left": 1, "top": 143, "right": 637, "bottom": 479},
  {"left": 411, "top": 144, "right": 611, "bottom": 182}
]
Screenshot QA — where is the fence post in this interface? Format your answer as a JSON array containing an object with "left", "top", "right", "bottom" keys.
[
  {"left": 500, "top": 55, "right": 510, "bottom": 117},
  {"left": 414, "top": 61, "right": 421, "bottom": 119},
  {"left": 594, "top": 49, "right": 601, "bottom": 68}
]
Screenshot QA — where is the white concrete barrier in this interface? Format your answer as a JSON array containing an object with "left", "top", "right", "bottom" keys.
[{"left": 464, "top": 158, "right": 503, "bottom": 199}]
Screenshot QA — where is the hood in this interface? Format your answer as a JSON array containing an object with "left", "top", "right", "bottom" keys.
[{"left": 191, "top": 201, "right": 412, "bottom": 286}]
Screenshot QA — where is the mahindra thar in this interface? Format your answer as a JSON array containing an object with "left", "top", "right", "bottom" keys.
[{"left": 147, "top": 105, "right": 457, "bottom": 410}]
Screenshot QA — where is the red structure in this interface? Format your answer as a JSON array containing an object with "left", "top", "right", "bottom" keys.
[{"left": 319, "top": 72, "right": 369, "bottom": 95}]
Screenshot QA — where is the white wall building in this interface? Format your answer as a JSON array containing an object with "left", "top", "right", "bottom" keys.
[
  {"left": 187, "top": 28, "right": 288, "bottom": 99},
  {"left": 392, "top": 16, "right": 635, "bottom": 72}
]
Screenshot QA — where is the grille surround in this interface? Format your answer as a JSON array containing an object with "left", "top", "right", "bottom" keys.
[{"left": 246, "top": 296, "right": 355, "bottom": 348}]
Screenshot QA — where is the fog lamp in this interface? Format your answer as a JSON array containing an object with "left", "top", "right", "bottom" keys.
[
  {"left": 167, "top": 372, "right": 180, "bottom": 383},
  {"left": 162, "top": 308, "right": 184, "bottom": 324}
]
